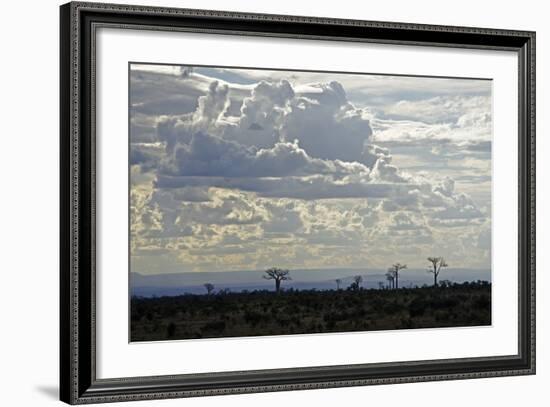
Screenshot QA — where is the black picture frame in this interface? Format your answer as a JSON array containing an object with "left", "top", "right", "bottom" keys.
[{"left": 60, "top": 1, "right": 536, "bottom": 404}]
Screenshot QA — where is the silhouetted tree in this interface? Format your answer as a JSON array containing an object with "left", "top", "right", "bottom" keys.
[
  {"left": 378, "top": 282, "right": 385, "bottom": 290},
  {"left": 388, "top": 263, "right": 407, "bottom": 289},
  {"left": 203, "top": 283, "right": 215, "bottom": 295},
  {"left": 263, "top": 267, "right": 291, "bottom": 293},
  {"left": 427, "top": 257, "right": 448, "bottom": 287},
  {"left": 385, "top": 272, "right": 395, "bottom": 289},
  {"left": 335, "top": 279, "right": 342, "bottom": 290},
  {"left": 349, "top": 275, "right": 363, "bottom": 291}
]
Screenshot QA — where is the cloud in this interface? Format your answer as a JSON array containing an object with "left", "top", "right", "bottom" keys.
[
  {"left": 210, "top": 68, "right": 491, "bottom": 105},
  {"left": 147, "top": 79, "right": 389, "bottom": 202},
  {"left": 421, "top": 177, "right": 485, "bottom": 220},
  {"left": 130, "top": 142, "right": 164, "bottom": 171},
  {"left": 155, "top": 173, "right": 424, "bottom": 201},
  {"left": 192, "top": 80, "right": 230, "bottom": 131},
  {"left": 170, "top": 187, "right": 211, "bottom": 203},
  {"left": 140, "top": 188, "right": 268, "bottom": 242},
  {"left": 380, "top": 95, "right": 491, "bottom": 125},
  {"left": 164, "top": 132, "right": 365, "bottom": 179},
  {"left": 262, "top": 200, "right": 304, "bottom": 234},
  {"left": 369, "top": 155, "right": 409, "bottom": 183},
  {"left": 281, "top": 81, "right": 373, "bottom": 163},
  {"left": 153, "top": 79, "right": 374, "bottom": 164},
  {"left": 370, "top": 95, "right": 491, "bottom": 150},
  {"left": 389, "top": 212, "right": 428, "bottom": 232},
  {"left": 129, "top": 66, "right": 492, "bottom": 271},
  {"left": 130, "top": 69, "right": 203, "bottom": 116},
  {"left": 240, "top": 80, "right": 294, "bottom": 129},
  {"left": 223, "top": 79, "right": 295, "bottom": 148}
]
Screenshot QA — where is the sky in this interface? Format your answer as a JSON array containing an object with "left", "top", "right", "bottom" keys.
[{"left": 129, "top": 63, "right": 492, "bottom": 274}]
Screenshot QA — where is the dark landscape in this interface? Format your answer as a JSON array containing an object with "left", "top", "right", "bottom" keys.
[{"left": 130, "top": 280, "right": 491, "bottom": 341}]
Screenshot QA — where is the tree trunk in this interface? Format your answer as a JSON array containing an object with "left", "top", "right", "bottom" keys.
[
  {"left": 433, "top": 272, "right": 437, "bottom": 287},
  {"left": 275, "top": 279, "right": 281, "bottom": 293},
  {"left": 395, "top": 273, "right": 399, "bottom": 289}
]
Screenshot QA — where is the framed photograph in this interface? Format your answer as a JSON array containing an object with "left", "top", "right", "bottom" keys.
[{"left": 60, "top": 1, "right": 535, "bottom": 404}]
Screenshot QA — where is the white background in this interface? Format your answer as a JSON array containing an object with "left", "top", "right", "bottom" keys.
[
  {"left": 0, "top": 0, "right": 546, "bottom": 406},
  {"left": 97, "top": 29, "right": 518, "bottom": 378}
]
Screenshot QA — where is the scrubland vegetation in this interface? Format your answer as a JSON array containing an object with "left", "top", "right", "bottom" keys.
[{"left": 130, "top": 280, "right": 491, "bottom": 341}]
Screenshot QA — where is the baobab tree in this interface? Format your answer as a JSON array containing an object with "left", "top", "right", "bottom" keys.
[
  {"left": 387, "top": 263, "right": 407, "bottom": 289},
  {"left": 385, "top": 271, "right": 395, "bottom": 289},
  {"left": 263, "top": 267, "right": 291, "bottom": 293},
  {"left": 335, "top": 279, "right": 342, "bottom": 290},
  {"left": 349, "top": 275, "right": 363, "bottom": 291},
  {"left": 203, "top": 283, "right": 215, "bottom": 295},
  {"left": 427, "top": 257, "right": 448, "bottom": 287}
]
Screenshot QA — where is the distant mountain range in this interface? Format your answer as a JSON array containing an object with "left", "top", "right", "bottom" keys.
[{"left": 131, "top": 268, "right": 491, "bottom": 298}]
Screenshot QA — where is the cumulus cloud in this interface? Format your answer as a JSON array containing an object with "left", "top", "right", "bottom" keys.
[
  {"left": 154, "top": 79, "right": 374, "bottom": 164},
  {"left": 148, "top": 78, "right": 409, "bottom": 202},
  {"left": 369, "top": 155, "right": 409, "bottom": 183},
  {"left": 240, "top": 80, "right": 294, "bottom": 129},
  {"left": 281, "top": 81, "right": 373, "bottom": 163},
  {"left": 192, "top": 81, "right": 230, "bottom": 131}
]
